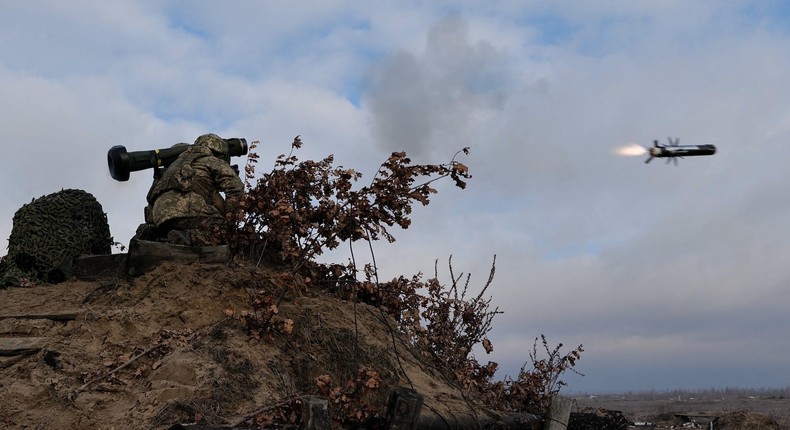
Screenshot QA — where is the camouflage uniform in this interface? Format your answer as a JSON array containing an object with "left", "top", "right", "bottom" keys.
[{"left": 143, "top": 134, "right": 244, "bottom": 246}]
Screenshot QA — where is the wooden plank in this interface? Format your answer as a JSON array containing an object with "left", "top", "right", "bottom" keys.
[
  {"left": 544, "top": 396, "right": 573, "bottom": 430},
  {"left": 301, "top": 396, "right": 330, "bottom": 430},
  {"left": 73, "top": 254, "right": 127, "bottom": 280},
  {"left": 0, "top": 311, "right": 82, "bottom": 321},
  {"left": 0, "top": 337, "right": 49, "bottom": 356},
  {"left": 386, "top": 387, "right": 423, "bottom": 430},
  {"left": 127, "top": 239, "right": 229, "bottom": 276}
]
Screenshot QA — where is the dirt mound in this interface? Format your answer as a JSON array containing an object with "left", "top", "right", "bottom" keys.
[
  {"left": 0, "top": 260, "right": 480, "bottom": 429},
  {"left": 718, "top": 410, "right": 784, "bottom": 430}
]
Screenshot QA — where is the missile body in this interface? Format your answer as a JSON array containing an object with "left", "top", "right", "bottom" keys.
[{"left": 648, "top": 144, "right": 716, "bottom": 159}]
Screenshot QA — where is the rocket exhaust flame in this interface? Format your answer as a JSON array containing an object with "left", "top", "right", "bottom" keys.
[{"left": 615, "top": 143, "right": 648, "bottom": 156}]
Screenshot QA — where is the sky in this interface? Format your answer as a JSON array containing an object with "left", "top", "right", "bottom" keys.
[{"left": 2, "top": 0, "right": 790, "bottom": 394}]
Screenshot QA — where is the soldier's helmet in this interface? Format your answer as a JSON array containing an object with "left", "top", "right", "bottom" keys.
[{"left": 195, "top": 134, "right": 229, "bottom": 159}]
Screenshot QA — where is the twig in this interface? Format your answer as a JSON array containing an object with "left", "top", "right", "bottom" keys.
[
  {"left": 81, "top": 279, "right": 119, "bottom": 304},
  {"left": 348, "top": 240, "right": 361, "bottom": 379},
  {"left": 68, "top": 328, "right": 202, "bottom": 401},
  {"left": 0, "top": 351, "right": 36, "bottom": 370},
  {"left": 367, "top": 307, "right": 413, "bottom": 390},
  {"left": 255, "top": 238, "right": 269, "bottom": 268},
  {"left": 69, "top": 342, "right": 162, "bottom": 401},
  {"left": 229, "top": 393, "right": 302, "bottom": 427},
  {"left": 422, "top": 402, "right": 454, "bottom": 430}
]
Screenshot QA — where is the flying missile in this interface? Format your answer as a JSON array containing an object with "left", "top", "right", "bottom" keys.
[{"left": 644, "top": 137, "right": 716, "bottom": 165}]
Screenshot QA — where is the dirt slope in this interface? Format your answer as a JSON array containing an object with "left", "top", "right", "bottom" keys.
[{"left": 0, "top": 260, "right": 478, "bottom": 429}]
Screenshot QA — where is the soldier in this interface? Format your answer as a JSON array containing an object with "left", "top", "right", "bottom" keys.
[{"left": 142, "top": 133, "right": 244, "bottom": 246}]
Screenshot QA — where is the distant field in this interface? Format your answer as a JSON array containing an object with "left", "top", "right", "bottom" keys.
[{"left": 571, "top": 391, "right": 790, "bottom": 428}]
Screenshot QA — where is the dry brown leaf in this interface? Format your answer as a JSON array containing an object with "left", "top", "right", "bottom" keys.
[
  {"left": 482, "top": 338, "right": 493, "bottom": 354},
  {"left": 365, "top": 378, "right": 380, "bottom": 389},
  {"left": 282, "top": 319, "right": 294, "bottom": 334}
]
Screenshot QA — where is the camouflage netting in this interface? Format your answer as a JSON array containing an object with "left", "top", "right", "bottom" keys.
[{"left": 0, "top": 189, "right": 113, "bottom": 286}]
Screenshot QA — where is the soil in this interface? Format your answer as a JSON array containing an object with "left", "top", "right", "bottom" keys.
[{"left": 0, "top": 259, "right": 481, "bottom": 429}]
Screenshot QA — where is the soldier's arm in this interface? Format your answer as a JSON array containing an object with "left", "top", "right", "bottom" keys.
[{"left": 209, "top": 159, "right": 245, "bottom": 214}]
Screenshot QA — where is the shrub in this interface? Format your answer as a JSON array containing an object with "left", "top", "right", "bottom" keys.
[
  {"left": 227, "top": 136, "right": 582, "bottom": 422},
  {"left": 228, "top": 136, "right": 470, "bottom": 270}
]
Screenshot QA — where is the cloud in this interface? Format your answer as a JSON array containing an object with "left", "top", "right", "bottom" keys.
[
  {"left": 364, "top": 16, "right": 509, "bottom": 158},
  {"left": 2, "top": 1, "right": 790, "bottom": 393}
]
